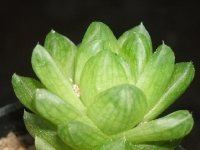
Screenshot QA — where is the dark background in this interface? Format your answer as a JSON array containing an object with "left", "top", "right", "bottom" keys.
[{"left": 1, "top": 0, "right": 200, "bottom": 149}]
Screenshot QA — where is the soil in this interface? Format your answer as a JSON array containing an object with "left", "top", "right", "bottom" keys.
[{"left": 0, "top": 132, "right": 35, "bottom": 150}]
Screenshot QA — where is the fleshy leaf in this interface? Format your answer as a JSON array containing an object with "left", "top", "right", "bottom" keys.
[
  {"left": 118, "top": 23, "right": 152, "bottom": 49},
  {"left": 119, "top": 32, "right": 152, "bottom": 81},
  {"left": 33, "top": 89, "right": 94, "bottom": 126},
  {"left": 93, "top": 136, "right": 133, "bottom": 150},
  {"left": 58, "top": 121, "right": 110, "bottom": 150},
  {"left": 87, "top": 84, "right": 147, "bottom": 135},
  {"left": 131, "top": 139, "right": 182, "bottom": 150},
  {"left": 75, "top": 22, "right": 120, "bottom": 84},
  {"left": 143, "top": 62, "right": 195, "bottom": 121},
  {"left": 23, "top": 111, "right": 72, "bottom": 150},
  {"left": 35, "top": 136, "right": 56, "bottom": 150},
  {"left": 44, "top": 30, "right": 77, "bottom": 83},
  {"left": 31, "top": 44, "right": 85, "bottom": 112},
  {"left": 136, "top": 43, "right": 175, "bottom": 113},
  {"left": 11, "top": 73, "right": 44, "bottom": 112},
  {"left": 80, "top": 50, "right": 133, "bottom": 106},
  {"left": 113, "top": 110, "right": 193, "bottom": 143}
]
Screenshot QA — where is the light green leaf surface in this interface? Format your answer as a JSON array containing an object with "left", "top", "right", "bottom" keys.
[
  {"left": 136, "top": 44, "right": 175, "bottom": 113},
  {"left": 118, "top": 23, "right": 152, "bottom": 49},
  {"left": 93, "top": 136, "right": 133, "bottom": 150},
  {"left": 75, "top": 22, "right": 120, "bottom": 85},
  {"left": 87, "top": 84, "right": 147, "bottom": 135},
  {"left": 44, "top": 30, "right": 77, "bottom": 83},
  {"left": 58, "top": 121, "right": 110, "bottom": 150},
  {"left": 33, "top": 89, "right": 94, "bottom": 126},
  {"left": 113, "top": 110, "right": 193, "bottom": 143},
  {"left": 11, "top": 74, "right": 44, "bottom": 112},
  {"left": 31, "top": 44, "right": 85, "bottom": 112},
  {"left": 143, "top": 62, "right": 195, "bottom": 121},
  {"left": 35, "top": 136, "right": 56, "bottom": 150},
  {"left": 131, "top": 139, "right": 182, "bottom": 150},
  {"left": 119, "top": 32, "right": 152, "bottom": 81},
  {"left": 24, "top": 111, "right": 72, "bottom": 150},
  {"left": 80, "top": 50, "right": 133, "bottom": 106}
]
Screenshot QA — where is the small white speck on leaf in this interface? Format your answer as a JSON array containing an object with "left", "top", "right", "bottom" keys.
[{"left": 72, "top": 84, "right": 81, "bottom": 98}]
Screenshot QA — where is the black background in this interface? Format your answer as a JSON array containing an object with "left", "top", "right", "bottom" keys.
[{"left": 1, "top": 0, "right": 200, "bottom": 149}]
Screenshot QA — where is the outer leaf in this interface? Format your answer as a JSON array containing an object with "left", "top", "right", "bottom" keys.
[
  {"left": 33, "top": 89, "right": 94, "bottom": 126},
  {"left": 119, "top": 32, "right": 152, "bottom": 81},
  {"left": 93, "top": 136, "right": 133, "bottom": 150},
  {"left": 80, "top": 50, "right": 133, "bottom": 106},
  {"left": 87, "top": 84, "right": 147, "bottom": 135},
  {"left": 31, "top": 44, "right": 85, "bottom": 112},
  {"left": 113, "top": 110, "right": 193, "bottom": 143},
  {"left": 23, "top": 111, "right": 72, "bottom": 150},
  {"left": 131, "top": 139, "right": 182, "bottom": 150},
  {"left": 35, "top": 136, "right": 56, "bottom": 150},
  {"left": 11, "top": 73, "right": 44, "bottom": 112},
  {"left": 136, "top": 44, "right": 175, "bottom": 112},
  {"left": 75, "top": 22, "right": 120, "bottom": 84},
  {"left": 44, "top": 30, "right": 77, "bottom": 83},
  {"left": 143, "top": 62, "right": 195, "bottom": 121},
  {"left": 58, "top": 121, "right": 110, "bottom": 150},
  {"left": 118, "top": 23, "right": 152, "bottom": 49}
]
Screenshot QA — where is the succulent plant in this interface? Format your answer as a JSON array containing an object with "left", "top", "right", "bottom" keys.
[{"left": 12, "top": 22, "right": 195, "bottom": 150}]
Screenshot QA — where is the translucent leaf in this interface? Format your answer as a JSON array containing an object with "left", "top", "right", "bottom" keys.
[
  {"left": 58, "top": 121, "right": 110, "bottom": 150},
  {"left": 75, "top": 22, "right": 120, "bottom": 84},
  {"left": 80, "top": 50, "right": 133, "bottom": 106},
  {"left": 23, "top": 111, "right": 72, "bottom": 150},
  {"left": 143, "top": 62, "right": 195, "bottom": 121},
  {"left": 136, "top": 44, "right": 175, "bottom": 113},
  {"left": 87, "top": 84, "right": 147, "bottom": 135},
  {"left": 33, "top": 89, "right": 94, "bottom": 126},
  {"left": 31, "top": 44, "right": 85, "bottom": 112},
  {"left": 44, "top": 30, "right": 77, "bottom": 83},
  {"left": 113, "top": 110, "right": 193, "bottom": 143},
  {"left": 11, "top": 73, "right": 44, "bottom": 112},
  {"left": 119, "top": 32, "right": 152, "bottom": 81},
  {"left": 93, "top": 136, "right": 133, "bottom": 150},
  {"left": 118, "top": 23, "right": 152, "bottom": 49},
  {"left": 131, "top": 139, "right": 182, "bottom": 150},
  {"left": 35, "top": 136, "right": 56, "bottom": 150}
]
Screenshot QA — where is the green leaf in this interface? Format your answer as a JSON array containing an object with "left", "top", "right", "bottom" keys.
[
  {"left": 136, "top": 43, "right": 175, "bottom": 113},
  {"left": 87, "top": 84, "right": 147, "bottom": 135},
  {"left": 118, "top": 23, "right": 152, "bottom": 49},
  {"left": 44, "top": 30, "right": 77, "bottom": 83},
  {"left": 75, "top": 22, "right": 120, "bottom": 84},
  {"left": 35, "top": 136, "right": 56, "bottom": 150},
  {"left": 11, "top": 73, "right": 44, "bottom": 112},
  {"left": 119, "top": 32, "right": 152, "bottom": 81},
  {"left": 93, "top": 136, "right": 133, "bottom": 150},
  {"left": 113, "top": 110, "right": 193, "bottom": 143},
  {"left": 81, "top": 22, "right": 119, "bottom": 50},
  {"left": 33, "top": 89, "right": 94, "bottom": 126},
  {"left": 31, "top": 44, "right": 85, "bottom": 112},
  {"left": 80, "top": 50, "right": 134, "bottom": 106},
  {"left": 58, "top": 121, "right": 110, "bottom": 150},
  {"left": 131, "top": 139, "right": 182, "bottom": 150},
  {"left": 23, "top": 111, "right": 72, "bottom": 150},
  {"left": 143, "top": 62, "right": 195, "bottom": 121}
]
